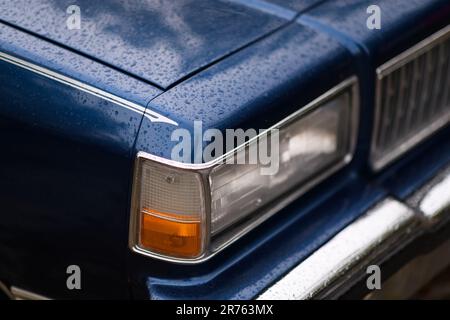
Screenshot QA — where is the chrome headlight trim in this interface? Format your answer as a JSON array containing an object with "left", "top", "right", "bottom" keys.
[{"left": 129, "top": 77, "right": 359, "bottom": 264}]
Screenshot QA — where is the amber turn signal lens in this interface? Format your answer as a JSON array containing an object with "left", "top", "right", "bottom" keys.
[{"left": 140, "top": 209, "right": 202, "bottom": 259}]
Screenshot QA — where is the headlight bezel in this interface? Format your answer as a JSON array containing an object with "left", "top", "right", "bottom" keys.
[{"left": 129, "top": 76, "right": 359, "bottom": 264}]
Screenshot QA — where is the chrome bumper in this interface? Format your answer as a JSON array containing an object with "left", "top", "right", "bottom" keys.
[
  {"left": 259, "top": 167, "right": 450, "bottom": 300},
  {"left": 0, "top": 283, "right": 50, "bottom": 300}
]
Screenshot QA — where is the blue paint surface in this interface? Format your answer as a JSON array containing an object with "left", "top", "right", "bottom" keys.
[
  {"left": 0, "top": 0, "right": 287, "bottom": 89},
  {"left": 0, "top": 21, "right": 152, "bottom": 299},
  {"left": 302, "top": 0, "right": 450, "bottom": 64}
]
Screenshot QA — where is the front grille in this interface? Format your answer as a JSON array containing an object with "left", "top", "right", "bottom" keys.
[{"left": 371, "top": 25, "right": 450, "bottom": 170}]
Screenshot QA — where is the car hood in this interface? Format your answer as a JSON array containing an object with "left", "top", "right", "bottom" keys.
[{"left": 0, "top": 0, "right": 322, "bottom": 89}]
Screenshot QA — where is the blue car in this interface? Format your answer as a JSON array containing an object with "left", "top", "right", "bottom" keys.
[{"left": 0, "top": 0, "right": 449, "bottom": 300}]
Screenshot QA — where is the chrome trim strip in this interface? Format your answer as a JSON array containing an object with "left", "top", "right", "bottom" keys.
[
  {"left": 371, "top": 25, "right": 450, "bottom": 170},
  {"left": 408, "top": 166, "right": 450, "bottom": 224},
  {"left": 419, "top": 174, "right": 450, "bottom": 221},
  {"left": 377, "top": 25, "right": 450, "bottom": 75},
  {"left": 0, "top": 281, "right": 14, "bottom": 299},
  {"left": 258, "top": 199, "right": 416, "bottom": 300},
  {"left": 129, "top": 77, "right": 360, "bottom": 264},
  {"left": 135, "top": 77, "right": 358, "bottom": 170},
  {"left": 0, "top": 51, "right": 178, "bottom": 126},
  {"left": 10, "top": 287, "right": 50, "bottom": 300}
]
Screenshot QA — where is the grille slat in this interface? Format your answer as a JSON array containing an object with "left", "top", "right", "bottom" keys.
[
  {"left": 395, "top": 66, "right": 408, "bottom": 141},
  {"left": 417, "top": 54, "right": 430, "bottom": 129},
  {"left": 445, "top": 41, "right": 450, "bottom": 107},
  {"left": 430, "top": 45, "right": 444, "bottom": 117},
  {"left": 423, "top": 47, "right": 437, "bottom": 122},
  {"left": 371, "top": 25, "right": 450, "bottom": 170},
  {"left": 392, "top": 69, "right": 403, "bottom": 142},
  {"left": 400, "top": 64, "right": 413, "bottom": 138},
  {"left": 404, "top": 58, "right": 420, "bottom": 135},
  {"left": 441, "top": 42, "right": 450, "bottom": 110}
]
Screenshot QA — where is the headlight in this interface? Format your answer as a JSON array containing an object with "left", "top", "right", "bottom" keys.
[{"left": 129, "top": 77, "right": 359, "bottom": 263}]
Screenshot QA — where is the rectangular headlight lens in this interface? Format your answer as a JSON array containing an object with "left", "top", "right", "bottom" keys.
[
  {"left": 210, "top": 91, "right": 353, "bottom": 234},
  {"left": 130, "top": 78, "right": 358, "bottom": 262}
]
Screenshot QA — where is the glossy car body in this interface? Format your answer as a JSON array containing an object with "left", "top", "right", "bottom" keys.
[{"left": 0, "top": 0, "right": 449, "bottom": 299}]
